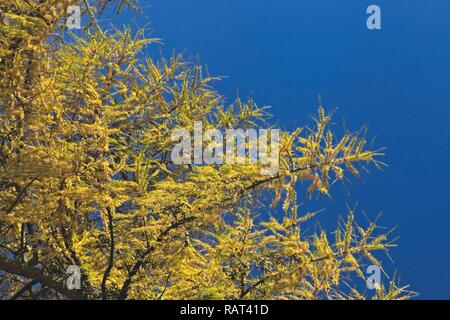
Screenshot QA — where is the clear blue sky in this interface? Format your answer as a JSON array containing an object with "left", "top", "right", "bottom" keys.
[{"left": 103, "top": 0, "right": 450, "bottom": 299}]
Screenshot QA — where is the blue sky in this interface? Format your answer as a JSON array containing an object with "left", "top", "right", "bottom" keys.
[{"left": 102, "top": 0, "right": 450, "bottom": 299}]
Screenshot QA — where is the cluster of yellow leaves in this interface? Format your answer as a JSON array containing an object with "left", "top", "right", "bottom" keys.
[{"left": 0, "top": 0, "right": 412, "bottom": 300}]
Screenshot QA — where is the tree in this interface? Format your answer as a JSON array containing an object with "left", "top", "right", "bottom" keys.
[{"left": 0, "top": 0, "right": 412, "bottom": 300}]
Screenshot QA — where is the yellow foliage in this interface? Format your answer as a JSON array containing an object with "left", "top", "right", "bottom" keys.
[{"left": 0, "top": 0, "right": 412, "bottom": 300}]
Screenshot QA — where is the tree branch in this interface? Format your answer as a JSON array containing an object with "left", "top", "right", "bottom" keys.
[
  {"left": 10, "top": 279, "right": 38, "bottom": 300},
  {"left": 0, "top": 256, "right": 84, "bottom": 300},
  {"left": 117, "top": 216, "right": 196, "bottom": 300},
  {"left": 101, "top": 207, "right": 115, "bottom": 300}
]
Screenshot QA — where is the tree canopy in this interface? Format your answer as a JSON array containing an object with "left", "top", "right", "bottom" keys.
[{"left": 0, "top": 0, "right": 412, "bottom": 300}]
